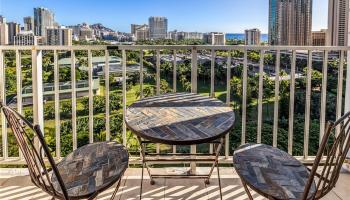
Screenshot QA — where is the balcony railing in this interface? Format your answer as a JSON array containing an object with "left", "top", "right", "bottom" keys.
[{"left": 0, "top": 45, "right": 349, "bottom": 165}]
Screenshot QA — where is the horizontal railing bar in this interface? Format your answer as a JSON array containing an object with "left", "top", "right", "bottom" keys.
[
  {"left": 0, "top": 156, "right": 328, "bottom": 165},
  {"left": 145, "top": 153, "right": 216, "bottom": 156},
  {"left": 0, "top": 46, "right": 107, "bottom": 51},
  {"left": 144, "top": 158, "right": 216, "bottom": 162},
  {"left": 141, "top": 140, "right": 222, "bottom": 144},
  {"left": 150, "top": 175, "right": 210, "bottom": 178},
  {"left": 0, "top": 45, "right": 350, "bottom": 51},
  {"left": 117, "top": 45, "right": 350, "bottom": 51}
]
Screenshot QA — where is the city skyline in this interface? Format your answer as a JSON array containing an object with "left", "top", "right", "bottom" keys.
[{"left": 0, "top": 0, "right": 328, "bottom": 33}]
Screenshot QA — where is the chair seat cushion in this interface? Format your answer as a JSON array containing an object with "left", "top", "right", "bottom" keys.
[
  {"left": 233, "top": 143, "right": 316, "bottom": 200},
  {"left": 51, "top": 141, "right": 128, "bottom": 198}
]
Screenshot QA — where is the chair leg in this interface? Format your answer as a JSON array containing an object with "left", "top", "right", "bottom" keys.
[
  {"left": 216, "top": 161, "right": 223, "bottom": 200},
  {"left": 87, "top": 195, "right": 98, "bottom": 200},
  {"left": 139, "top": 162, "right": 145, "bottom": 200},
  {"left": 110, "top": 178, "right": 123, "bottom": 200},
  {"left": 241, "top": 180, "right": 253, "bottom": 200}
]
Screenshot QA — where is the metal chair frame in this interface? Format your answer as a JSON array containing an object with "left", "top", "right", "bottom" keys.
[{"left": 0, "top": 103, "right": 125, "bottom": 200}]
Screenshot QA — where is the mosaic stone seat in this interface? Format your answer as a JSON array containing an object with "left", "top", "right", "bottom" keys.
[
  {"left": 51, "top": 141, "right": 129, "bottom": 198},
  {"left": 233, "top": 143, "right": 316, "bottom": 200}
]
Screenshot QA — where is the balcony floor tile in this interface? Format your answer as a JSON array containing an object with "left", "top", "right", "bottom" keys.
[{"left": 0, "top": 167, "right": 348, "bottom": 200}]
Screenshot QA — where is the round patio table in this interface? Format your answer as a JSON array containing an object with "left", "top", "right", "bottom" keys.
[
  {"left": 125, "top": 92, "right": 235, "bottom": 145},
  {"left": 125, "top": 92, "right": 235, "bottom": 200}
]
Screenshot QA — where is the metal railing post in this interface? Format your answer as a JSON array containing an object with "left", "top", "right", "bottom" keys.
[
  {"left": 345, "top": 46, "right": 350, "bottom": 167},
  {"left": 304, "top": 50, "right": 313, "bottom": 159},
  {"left": 257, "top": 50, "right": 265, "bottom": 144},
  {"left": 336, "top": 51, "right": 344, "bottom": 137},
  {"left": 173, "top": 50, "right": 177, "bottom": 93},
  {"left": 32, "top": 48, "right": 44, "bottom": 133},
  {"left": 71, "top": 50, "right": 77, "bottom": 150},
  {"left": 273, "top": 50, "right": 280, "bottom": 147},
  {"left": 288, "top": 50, "right": 296, "bottom": 155},
  {"left": 225, "top": 54, "right": 232, "bottom": 158},
  {"left": 16, "top": 50, "right": 24, "bottom": 160},
  {"left": 32, "top": 48, "right": 44, "bottom": 160},
  {"left": 88, "top": 50, "right": 93, "bottom": 144},
  {"left": 241, "top": 49, "right": 248, "bottom": 145},
  {"left": 210, "top": 49, "right": 215, "bottom": 97},
  {"left": 140, "top": 50, "right": 144, "bottom": 99},
  {"left": 173, "top": 50, "right": 177, "bottom": 154},
  {"left": 122, "top": 49, "right": 127, "bottom": 147},
  {"left": 105, "top": 50, "right": 110, "bottom": 141},
  {"left": 191, "top": 47, "right": 198, "bottom": 173},
  {"left": 155, "top": 50, "right": 160, "bottom": 154},
  {"left": 0, "top": 50, "right": 7, "bottom": 159},
  {"left": 319, "top": 51, "right": 328, "bottom": 144},
  {"left": 191, "top": 47, "right": 198, "bottom": 93},
  {"left": 54, "top": 50, "right": 61, "bottom": 158},
  {"left": 156, "top": 50, "right": 160, "bottom": 95}
]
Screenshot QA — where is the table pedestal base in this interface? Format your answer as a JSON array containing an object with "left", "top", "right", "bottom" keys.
[{"left": 138, "top": 136, "right": 225, "bottom": 200}]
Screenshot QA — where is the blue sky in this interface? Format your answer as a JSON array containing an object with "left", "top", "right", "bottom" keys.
[{"left": 0, "top": 0, "right": 328, "bottom": 33}]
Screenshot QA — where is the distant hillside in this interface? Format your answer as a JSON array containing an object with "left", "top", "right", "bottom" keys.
[{"left": 90, "top": 23, "right": 115, "bottom": 32}]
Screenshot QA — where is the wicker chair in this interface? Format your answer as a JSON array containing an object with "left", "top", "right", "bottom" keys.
[
  {"left": 233, "top": 112, "right": 350, "bottom": 200},
  {"left": 0, "top": 103, "right": 129, "bottom": 200}
]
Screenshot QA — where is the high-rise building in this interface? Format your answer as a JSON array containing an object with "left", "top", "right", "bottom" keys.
[
  {"left": 68, "top": 25, "right": 80, "bottom": 37},
  {"left": 46, "top": 27, "right": 72, "bottom": 46},
  {"left": 0, "top": 15, "right": 6, "bottom": 24},
  {"left": 7, "top": 22, "right": 20, "bottom": 45},
  {"left": 14, "top": 31, "right": 38, "bottom": 45},
  {"left": 327, "top": 0, "right": 349, "bottom": 46},
  {"left": 148, "top": 16, "right": 168, "bottom": 39},
  {"left": 312, "top": 29, "right": 327, "bottom": 46},
  {"left": 187, "top": 32, "right": 203, "bottom": 40},
  {"left": 0, "top": 16, "right": 8, "bottom": 45},
  {"left": 245, "top": 28, "right": 261, "bottom": 45},
  {"left": 79, "top": 27, "right": 95, "bottom": 41},
  {"left": 34, "top": 7, "right": 55, "bottom": 36},
  {"left": 135, "top": 25, "right": 149, "bottom": 41},
  {"left": 203, "top": 32, "right": 226, "bottom": 45},
  {"left": 168, "top": 30, "right": 203, "bottom": 41},
  {"left": 131, "top": 24, "right": 143, "bottom": 35},
  {"left": 268, "top": 0, "right": 313, "bottom": 46},
  {"left": 23, "top": 16, "right": 34, "bottom": 31}
]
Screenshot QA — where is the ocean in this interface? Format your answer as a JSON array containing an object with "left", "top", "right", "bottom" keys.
[{"left": 226, "top": 33, "right": 268, "bottom": 42}]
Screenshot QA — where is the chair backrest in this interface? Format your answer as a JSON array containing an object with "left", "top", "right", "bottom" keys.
[
  {"left": 303, "top": 111, "right": 350, "bottom": 200},
  {"left": 0, "top": 103, "right": 69, "bottom": 199}
]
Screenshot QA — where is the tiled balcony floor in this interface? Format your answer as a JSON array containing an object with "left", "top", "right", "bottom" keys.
[{"left": 0, "top": 167, "right": 349, "bottom": 200}]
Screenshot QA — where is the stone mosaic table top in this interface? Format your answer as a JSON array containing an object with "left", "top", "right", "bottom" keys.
[
  {"left": 51, "top": 141, "right": 128, "bottom": 198},
  {"left": 233, "top": 143, "right": 316, "bottom": 200},
  {"left": 125, "top": 93, "right": 235, "bottom": 145}
]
